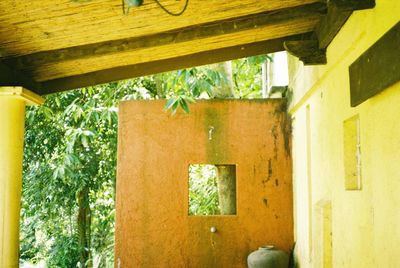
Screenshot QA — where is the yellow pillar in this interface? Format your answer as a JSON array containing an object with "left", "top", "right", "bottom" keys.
[{"left": 0, "top": 87, "right": 43, "bottom": 267}]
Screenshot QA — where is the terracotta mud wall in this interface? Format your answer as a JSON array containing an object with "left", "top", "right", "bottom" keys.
[{"left": 115, "top": 100, "right": 293, "bottom": 267}]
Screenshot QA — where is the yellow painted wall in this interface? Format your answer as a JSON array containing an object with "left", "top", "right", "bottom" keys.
[{"left": 288, "top": 0, "right": 400, "bottom": 267}]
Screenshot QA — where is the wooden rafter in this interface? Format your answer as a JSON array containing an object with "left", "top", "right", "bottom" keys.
[
  {"left": 5, "top": 3, "right": 326, "bottom": 70},
  {"left": 0, "top": 0, "right": 322, "bottom": 57},
  {"left": 315, "top": 0, "right": 375, "bottom": 49},
  {"left": 39, "top": 34, "right": 311, "bottom": 94},
  {"left": 285, "top": 0, "right": 375, "bottom": 65},
  {"left": 284, "top": 40, "right": 326, "bottom": 65},
  {"left": 327, "top": 0, "right": 375, "bottom": 11},
  {"left": 0, "top": 61, "right": 41, "bottom": 92}
]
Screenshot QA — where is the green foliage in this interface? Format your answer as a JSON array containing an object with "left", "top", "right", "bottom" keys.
[
  {"left": 162, "top": 56, "right": 270, "bottom": 113},
  {"left": 164, "top": 95, "right": 195, "bottom": 114},
  {"left": 233, "top": 55, "right": 269, "bottom": 98},
  {"left": 188, "top": 165, "right": 220, "bottom": 215},
  {"left": 21, "top": 80, "right": 152, "bottom": 267},
  {"left": 160, "top": 66, "right": 223, "bottom": 113},
  {"left": 48, "top": 234, "right": 80, "bottom": 268}
]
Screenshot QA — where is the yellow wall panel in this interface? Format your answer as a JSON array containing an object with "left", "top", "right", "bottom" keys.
[{"left": 289, "top": 0, "right": 400, "bottom": 267}]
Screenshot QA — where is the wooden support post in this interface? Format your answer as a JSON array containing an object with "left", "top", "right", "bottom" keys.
[{"left": 0, "top": 87, "right": 43, "bottom": 267}]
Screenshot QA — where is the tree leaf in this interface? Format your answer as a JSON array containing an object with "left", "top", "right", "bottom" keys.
[
  {"left": 171, "top": 100, "right": 180, "bottom": 114},
  {"left": 164, "top": 98, "right": 177, "bottom": 110},
  {"left": 81, "top": 135, "right": 88, "bottom": 148},
  {"left": 179, "top": 98, "right": 190, "bottom": 113}
]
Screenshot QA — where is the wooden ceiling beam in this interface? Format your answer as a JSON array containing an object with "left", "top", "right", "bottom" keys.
[
  {"left": 284, "top": 40, "right": 326, "bottom": 65},
  {"left": 325, "top": 0, "right": 375, "bottom": 12},
  {"left": 0, "top": 61, "right": 41, "bottom": 93},
  {"left": 4, "top": 2, "right": 326, "bottom": 71},
  {"left": 38, "top": 34, "right": 310, "bottom": 95},
  {"left": 315, "top": 0, "right": 375, "bottom": 49},
  {"left": 285, "top": 0, "right": 375, "bottom": 65}
]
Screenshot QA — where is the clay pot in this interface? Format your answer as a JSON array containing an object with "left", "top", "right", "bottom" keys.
[{"left": 247, "top": 245, "right": 289, "bottom": 268}]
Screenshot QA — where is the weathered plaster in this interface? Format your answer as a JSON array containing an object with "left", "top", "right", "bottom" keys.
[{"left": 115, "top": 100, "right": 293, "bottom": 267}]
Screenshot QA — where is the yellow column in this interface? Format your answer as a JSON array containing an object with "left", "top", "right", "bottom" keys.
[{"left": 0, "top": 87, "right": 43, "bottom": 267}]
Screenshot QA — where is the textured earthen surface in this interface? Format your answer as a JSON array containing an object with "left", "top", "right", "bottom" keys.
[{"left": 115, "top": 100, "right": 293, "bottom": 267}]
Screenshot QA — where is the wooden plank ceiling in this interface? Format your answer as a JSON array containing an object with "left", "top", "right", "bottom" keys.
[{"left": 0, "top": 0, "right": 375, "bottom": 94}]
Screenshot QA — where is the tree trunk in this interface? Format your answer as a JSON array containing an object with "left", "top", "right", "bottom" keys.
[
  {"left": 216, "top": 165, "right": 237, "bottom": 214},
  {"left": 212, "top": 62, "right": 235, "bottom": 98},
  {"left": 154, "top": 74, "right": 165, "bottom": 98},
  {"left": 212, "top": 61, "right": 237, "bottom": 215},
  {"left": 77, "top": 186, "right": 91, "bottom": 267}
]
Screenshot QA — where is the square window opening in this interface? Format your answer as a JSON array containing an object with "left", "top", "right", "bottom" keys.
[{"left": 188, "top": 164, "right": 236, "bottom": 216}]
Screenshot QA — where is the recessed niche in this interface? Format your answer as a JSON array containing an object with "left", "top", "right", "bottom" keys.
[
  {"left": 343, "top": 115, "right": 361, "bottom": 190},
  {"left": 188, "top": 164, "right": 236, "bottom": 216}
]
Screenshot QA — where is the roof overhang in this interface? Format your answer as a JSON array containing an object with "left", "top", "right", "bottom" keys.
[{"left": 0, "top": 0, "right": 375, "bottom": 95}]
